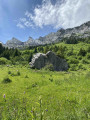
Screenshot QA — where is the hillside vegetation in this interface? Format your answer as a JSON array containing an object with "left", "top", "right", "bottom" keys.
[
  {"left": 0, "top": 41, "right": 90, "bottom": 71},
  {"left": 0, "top": 40, "right": 90, "bottom": 119}
]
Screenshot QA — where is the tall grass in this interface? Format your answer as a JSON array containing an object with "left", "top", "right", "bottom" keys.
[{"left": 0, "top": 65, "right": 90, "bottom": 119}]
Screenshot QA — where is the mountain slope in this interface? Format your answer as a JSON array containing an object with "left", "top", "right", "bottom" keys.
[
  {"left": 4, "top": 21, "right": 90, "bottom": 48},
  {"left": 5, "top": 37, "right": 24, "bottom": 48}
]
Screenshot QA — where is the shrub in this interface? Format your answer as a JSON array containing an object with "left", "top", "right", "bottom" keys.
[
  {"left": 64, "top": 36, "right": 78, "bottom": 44},
  {"left": 86, "top": 53, "right": 90, "bottom": 59},
  {"left": 67, "top": 50, "right": 74, "bottom": 56},
  {"left": 78, "top": 56, "right": 82, "bottom": 60},
  {"left": 49, "top": 78, "right": 53, "bottom": 82},
  {"left": 2, "top": 77, "right": 12, "bottom": 83},
  {"left": 32, "top": 82, "right": 38, "bottom": 87},
  {"left": 87, "top": 46, "right": 90, "bottom": 53},
  {"left": 43, "top": 63, "right": 54, "bottom": 71},
  {"left": 28, "top": 53, "right": 33, "bottom": 62},
  {"left": 25, "top": 75, "right": 29, "bottom": 78},
  {"left": 8, "top": 71, "right": 11, "bottom": 74},
  {"left": 68, "top": 58, "right": 79, "bottom": 64},
  {"left": 13, "top": 56, "right": 24, "bottom": 62},
  {"left": 13, "top": 49, "right": 21, "bottom": 57},
  {"left": 11, "top": 71, "right": 21, "bottom": 76},
  {"left": 81, "top": 59, "right": 89, "bottom": 64},
  {"left": 0, "top": 57, "right": 10, "bottom": 65},
  {"left": 17, "top": 71, "right": 21, "bottom": 76},
  {"left": 78, "top": 64, "right": 83, "bottom": 69},
  {"left": 69, "top": 64, "right": 78, "bottom": 71},
  {"left": 78, "top": 48, "right": 87, "bottom": 56}
]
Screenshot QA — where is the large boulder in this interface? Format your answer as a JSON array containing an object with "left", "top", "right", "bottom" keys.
[{"left": 29, "top": 51, "right": 68, "bottom": 71}]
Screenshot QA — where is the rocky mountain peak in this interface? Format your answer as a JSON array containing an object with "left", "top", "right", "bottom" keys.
[
  {"left": 57, "top": 28, "right": 65, "bottom": 33},
  {"left": 27, "top": 37, "right": 34, "bottom": 42},
  {"left": 6, "top": 37, "right": 22, "bottom": 44},
  {"left": 83, "top": 21, "right": 90, "bottom": 26},
  {"left": 5, "top": 37, "right": 24, "bottom": 48},
  {"left": 4, "top": 21, "right": 90, "bottom": 48}
]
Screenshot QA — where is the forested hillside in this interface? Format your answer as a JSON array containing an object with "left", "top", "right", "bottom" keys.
[{"left": 0, "top": 39, "right": 90, "bottom": 71}]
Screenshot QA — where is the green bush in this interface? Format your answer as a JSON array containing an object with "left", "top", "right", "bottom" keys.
[
  {"left": 49, "top": 78, "right": 53, "bottom": 82},
  {"left": 11, "top": 71, "right": 21, "bottom": 76},
  {"left": 13, "top": 56, "right": 24, "bottom": 62},
  {"left": 0, "top": 57, "right": 10, "bottom": 65},
  {"left": 25, "top": 75, "right": 29, "bottom": 78},
  {"left": 78, "top": 64, "right": 83, "bottom": 69},
  {"left": 8, "top": 71, "right": 11, "bottom": 74},
  {"left": 2, "top": 77, "right": 12, "bottom": 83},
  {"left": 87, "top": 46, "right": 90, "bottom": 53},
  {"left": 68, "top": 58, "right": 79, "bottom": 64},
  {"left": 67, "top": 50, "right": 74, "bottom": 56},
  {"left": 69, "top": 64, "right": 78, "bottom": 71},
  {"left": 78, "top": 56, "right": 82, "bottom": 60},
  {"left": 78, "top": 48, "right": 87, "bottom": 56},
  {"left": 81, "top": 59, "right": 89, "bottom": 64},
  {"left": 17, "top": 71, "right": 21, "bottom": 76},
  {"left": 43, "top": 63, "right": 54, "bottom": 71},
  {"left": 86, "top": 53, "right": 90, "bottom": 59}
]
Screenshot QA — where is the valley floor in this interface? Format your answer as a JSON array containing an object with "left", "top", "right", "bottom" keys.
[{"left": 0, "top": 65, "right": 90, "bottom": 120}]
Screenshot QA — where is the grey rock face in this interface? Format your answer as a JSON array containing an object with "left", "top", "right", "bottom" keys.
[
  {"left": 29, "top": 51, "right": 68, "bottom": 71},
  {"left": 4, "top": 21, "right": 90, "bottom": 48},
  {"left": 36, "top": 21, "right": 90, "bottom": 44},
  {"left": 24, "top": 37, "right": 41, "bottom": 46},
  {"left": 5, "top": 37, "right": 24, "bottom": 49}
]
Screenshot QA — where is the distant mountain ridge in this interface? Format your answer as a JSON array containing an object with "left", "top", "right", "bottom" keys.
[{"left": 4, "top": 21, "right": 90, "bottom": 48}]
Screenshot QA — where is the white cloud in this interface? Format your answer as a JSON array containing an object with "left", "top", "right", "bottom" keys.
[
  {"left": 20, "top": 18, "right": 27, "bottom": 22},
  {"left": 16, "top": 17, "right": 34, "bottom": 29},
  {"left": 17, "top": 23, "right": 25, "bottom": 29},
  {"left": 17, "top": 0, "right": 90, "bottom": 29},
  {"left": 24, "top": 21, "right": 34, "bottom": 28}
]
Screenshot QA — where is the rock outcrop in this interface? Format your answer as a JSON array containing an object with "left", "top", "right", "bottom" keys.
[
  {"left": 3, "top": 21, "right": 90, "bottom": 48},
  {"left": 5, "top": 37, "right": 24, "bottom": 49},
  {"left": 29, "top": 51, "right": 68, "bottom": 71}
]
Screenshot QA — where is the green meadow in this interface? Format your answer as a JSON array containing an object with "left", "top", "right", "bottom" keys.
[
  {"left": 0, "top": 65, "right": 90, "bottom": 120},
  {"left": 0, "top": 42, "right": 90, "bottom": 119}
]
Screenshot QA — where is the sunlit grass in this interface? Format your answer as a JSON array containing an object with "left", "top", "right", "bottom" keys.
[{"left": 0, "top": 65, "right": 90, "bottom": 119}]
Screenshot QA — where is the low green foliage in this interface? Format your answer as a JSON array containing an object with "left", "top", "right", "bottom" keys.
[
  {"left": 17, "top": 71, "right": 21, "bottom": 76},
  {"left": 43, "top": 63, "right": 54, "bottom": 71},
  {"left": 8, "top": 71, "right": 21, "bottom": 76},
  {"left": 0, "top": 66, "right": 89, "bottom": 119},
  {"left": 24, "top": 75, "right": 29, "bottom": 78},
  {"left": 78, "top": 48, "right": 87, "bottom": 56},
  {"left": 0, "top": 41, "right": 90, "bottom": 71},
  {"left": 21, "top": 42, "right": 90, "bottom": 71},
  {"left": 2, "top": 77, "right": 12, "bottom": 83},
  {"left": 87, "top": 53, "right": 90, "bottom": 59},
  {"left": 0, "top": 57, "right": 11, "bottom": 65},
  {"left": 81, "top": 58, "right": 89, "bottom": 64},
  {"left": 8, "top": 71, "right": 11, "bottom": 74},
  {"left": 68, "top": 58, "right": 79, "bottom": 64}
]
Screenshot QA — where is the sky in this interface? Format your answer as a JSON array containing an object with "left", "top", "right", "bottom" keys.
[{"left": 0, "top": 0, "right": 90, "bottom": 43}]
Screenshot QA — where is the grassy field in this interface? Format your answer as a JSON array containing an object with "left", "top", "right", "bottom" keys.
[{"left": 0, "top": 65, "right": 90, "bottom": 120}]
